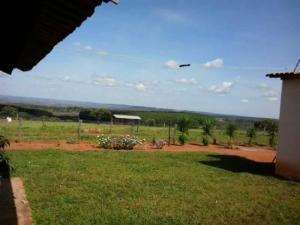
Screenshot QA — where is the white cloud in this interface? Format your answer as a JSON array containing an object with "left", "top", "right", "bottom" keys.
[
  {"left": 208, "top": 82, "right": 233, "bottom": 94},
  {"left": 93, "top": 76, "right": 117, "bottom": 87},
  {"left": 255, "top": 83, "right": 280, "bottom": 101},
  {"left": 175, "top": 78, "right": 197, "bottom": 85},
  {"left": 135, "top": 83, "right": 147, "bottom": 92},
  {"left": 262, "top": 90, "right": 278, "bottom": 98},
  {"left": 165, "top": 60, "right": 179, "bottom": 69},
  {"left": 203, "top": 58, "right": 224, "bottom": 69},
  {"left": 241, "top": 99, "right": 249, "bottom": 103}
]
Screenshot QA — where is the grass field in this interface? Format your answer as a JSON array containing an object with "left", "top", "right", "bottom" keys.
[
  {"left": 8, "top": 150, "right": 300, "bottom": 225},
  {"left": 0, "top": 120, "right": 273, "bottom": 146}
]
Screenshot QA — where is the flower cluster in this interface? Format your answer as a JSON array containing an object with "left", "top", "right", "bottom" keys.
[
  {"left": 97, "top": 135, "right": 145, "bottom": 150},
  {"left": 97, "top": 135, "right": 112, "bottom": 149}
]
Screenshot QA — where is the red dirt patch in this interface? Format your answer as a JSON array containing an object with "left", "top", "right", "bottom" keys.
[{"left": 8, "top": 141, "right": 276, "bottom": 163}]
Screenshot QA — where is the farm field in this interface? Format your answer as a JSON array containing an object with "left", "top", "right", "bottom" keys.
[
  {"left": 7, "top": 150, "right": 300, "bottom": 225},
  {"left": 0, "top": 120, "right": 273, "bottom": 147}
]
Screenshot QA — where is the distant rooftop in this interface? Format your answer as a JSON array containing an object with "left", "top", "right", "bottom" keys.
[
  {"left": 266, "top": 72, "right": 300, "bottom": 79},
  {"left": 113, "top": 114, "right": 142, "bottom": 120}
]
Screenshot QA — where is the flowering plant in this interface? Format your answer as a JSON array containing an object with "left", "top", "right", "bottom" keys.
[
  {"left": 97, "top": 135, "right": 145, "bottom": 150},
  {"left": 97, "top": 135, "right": 112, "bottom": 149}
]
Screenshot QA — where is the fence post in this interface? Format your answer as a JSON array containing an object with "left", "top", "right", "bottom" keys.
[
  {"left": 168, "top": 120, "right": 171, "bottom": 146},
  {"left": 172, "top": 124, "right": 177, "bottom": 145},
  {"left": 18, "top": 115, "right": 22, "bottom": 142},
  {"left": 77, "top": 119, "right": 82, "bottom": 142}
]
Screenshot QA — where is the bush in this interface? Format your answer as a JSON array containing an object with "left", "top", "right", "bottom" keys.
[
  {"left": 0, "top": 136, "right": 12, "bottom": 178},
  {"left": 97, "top": 135, "right": 112, "bottom": 149},
  {"left": 152, "top": 140, "right": 167, "bottom": 149},
  {"left": 0, "top": 135, "right": 10, "bottom": 150},
  {"left": 202, "top": 137, "right": 209, "bottom": 146},
  {"left": 202, "top": 119, "right": 215, "bottom": 146},
  {"left": 225, "top": 124, "right": 237, "bottom": 148},
  {"left": 177, "top": 117, "right": 191, "bottom": 133},
  {"left": 246, "top": 127, "right": 257, "bottom": 145},
  {"left": 178, "top": 133, "right": 188, "bottom": 145},
  {"left": 97, "top": 135, "right": 144, "bottom": 150}
]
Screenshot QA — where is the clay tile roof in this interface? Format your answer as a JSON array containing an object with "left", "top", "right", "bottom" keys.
[
  {"left": 0, "top": 0, "right": 109, "bottom": 74},
  {"left": 266, "top": 72, "right": 300, "bottom": 79}
]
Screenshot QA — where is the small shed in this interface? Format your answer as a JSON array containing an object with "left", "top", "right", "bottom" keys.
[
  {"left": 266, "top": 72, "right": 300, "bottom": 180},
  {"left": 112, "top": 114, "right": 142, "bottom": 132},
  {"left": 112, "top": 114, "right": 141, "bottom": 125}
]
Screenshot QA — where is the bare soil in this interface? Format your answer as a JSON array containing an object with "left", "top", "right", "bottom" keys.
[{"left": 8, "top": 141, "right": 276, "bottom": 163}]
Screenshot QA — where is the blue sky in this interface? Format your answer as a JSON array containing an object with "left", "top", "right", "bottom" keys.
[{"left": 1, "top": 0, "right": 299, "bottom": 118}]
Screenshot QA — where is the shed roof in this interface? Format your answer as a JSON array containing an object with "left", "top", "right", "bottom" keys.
[
  {"left": 266, "top": 72, "right": 300, "bottom": 79},
  {"left": 113, "top": 114, "right": 142, "bottom": 120},
  {"left": 0, "top": 0, "right": 112, "bottom": 74}
]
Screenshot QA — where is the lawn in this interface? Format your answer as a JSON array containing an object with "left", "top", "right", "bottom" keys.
[
  {"left": 8, "top": 150, "right": 300, "bottom": 225},
  {"left": 0, "top": 120, "right": 272, "bottom": 146}
]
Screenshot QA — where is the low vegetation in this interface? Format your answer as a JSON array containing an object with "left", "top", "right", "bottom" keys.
[
  {"left": 7, "top": 150, "right": 300, "bottom": 225},
  {"left": 225, "top": 124, "right": 237, "bottom": 148},
  {"left": 97, "top": 135, "right": 144, "bottom": 150},
  {"left": 0, "top": 120, "right": 277, "bottom": 147},
  {"left": 0, "top": 135, "right": 12, "bottom": 178}
]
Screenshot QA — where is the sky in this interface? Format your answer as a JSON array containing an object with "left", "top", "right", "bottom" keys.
[{"left": 1, "top": 0, "right": 300, "bottom": 118}]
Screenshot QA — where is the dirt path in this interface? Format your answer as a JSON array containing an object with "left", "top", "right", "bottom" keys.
[{"left": 8, "top": 141, "right": 276, "bottom": 163}]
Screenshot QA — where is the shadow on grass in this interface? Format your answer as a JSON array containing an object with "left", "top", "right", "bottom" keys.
[
  {"left": 0, "top": 158, "right": 18, "bottom": 225},
  {"left": 200, "top": 154, "right": 276, "bottom": 177}
]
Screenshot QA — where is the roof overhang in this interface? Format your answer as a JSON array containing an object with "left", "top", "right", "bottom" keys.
[
  {"left": 0, "top": 0, "right": 116, "bottom": 74},
  {"left": 266, "top": 72, "right": 300, "bottom": 80}
]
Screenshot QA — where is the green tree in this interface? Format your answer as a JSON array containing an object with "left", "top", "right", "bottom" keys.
[
  {"left": 202, "top": 119, "right": 215, "bottom": 146},
  {"left": 225, "top": 123, "right": 237, "bottom": 148},
  {"left": 246, "top": 127, "right": 257, "bottom": 145},
  {"left": 0, "top": 106, "right": 18, "bottom": 118},
  {"left": 177, "top": 117, "right": 191, "bottom": 133},
  {"left": 177, "top": 117, "right": 191, "bottom": 145},
  {"left": 266, "top": 121, "right": 278, "bottom": 147}
]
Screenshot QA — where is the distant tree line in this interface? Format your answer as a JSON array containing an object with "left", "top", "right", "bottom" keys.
[{"left": 79, "top": 109, "right": 111, "bottom": 123}]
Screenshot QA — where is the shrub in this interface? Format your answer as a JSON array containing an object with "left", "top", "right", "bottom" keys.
[
  {"left": 202, "top": 137, "right": 209, "bottom": 146},
  {"left": 246, "top": 127, "right": 257, "bottom": 145},
  {"left": 177, "top": 117, "right": 191, "bottom": 133},
  {"left": 97, "top": 135, "right": 112, "bottom": 149},
  {"left": 153, "top": 140, "right": 167, "bottom": 149},
  {"left": 225, "top": 124, "right": 237, "bottom": 148},
  {"left": 97, "top": 135, "right": 144, "bottom": 150},
  {"left": 0, "top": 136, "right": 12, "bottom": 178},
  {"left": 266, "top": 121, "right": 278, "bottom": 148},
  {"left": 178, "top": 133, "right": 188, "bottom": 145},
  {"left": 0, "top": 135, "right": 10, "bottom": 150},
  {"left": 202, "top": 119, "right": 215, "bottom": 145}
]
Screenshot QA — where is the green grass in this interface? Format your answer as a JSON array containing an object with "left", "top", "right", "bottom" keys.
[
  {"left": 0, "top": 120, "right": 272, "bottom": 146},
  {"left": 8, "top": 150, "right": 300, "bottom": 225}
]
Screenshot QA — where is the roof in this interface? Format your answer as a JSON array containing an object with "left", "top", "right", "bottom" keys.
[
  {"left": 113, "top": 114, "right": 142, "bottom": 120},
  {"left": 0, "top": 0, "right": 113, "bottom": 74},
  {"left": 266, "top": 72, "right": 300, "bottom": 79}
]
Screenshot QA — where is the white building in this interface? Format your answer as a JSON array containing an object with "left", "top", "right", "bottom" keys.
[{"left": 267, "top": 72, "right": 300, "bottom": 180}]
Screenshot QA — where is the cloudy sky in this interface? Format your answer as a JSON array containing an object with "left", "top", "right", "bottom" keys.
[{"left": 1, "top": 0, "right": 299, "bottom": 118}]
